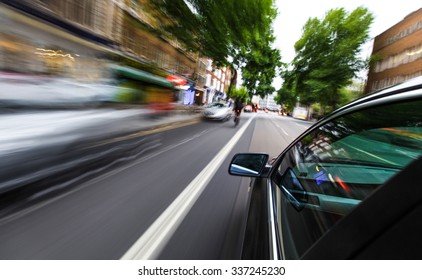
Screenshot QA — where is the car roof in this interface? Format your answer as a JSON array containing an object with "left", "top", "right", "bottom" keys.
[
  {"left": 269, "top": 76, "right": 422, "bottom": 176},
  {"left": 303, "top": 76, "right": 422, "bottom": 132},
  {"left": 335, "top": 76, "right": 422, "bottom": 114}
]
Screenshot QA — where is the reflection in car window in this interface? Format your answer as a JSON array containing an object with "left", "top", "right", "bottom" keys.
[
  {"left": 273, "top": 99, "right": 422, "bottom": 259},
  {"left": 208, "top": 103, "right": 226, "bottom": 108}
]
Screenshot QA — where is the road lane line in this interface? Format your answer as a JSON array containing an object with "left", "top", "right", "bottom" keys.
[
  {"left": 275, "top": 124, "right": 289, "bottom": 136},
  {"left": 271, "top": 120, "right": 289, "bottom": 136},
  {"left": 121, "top": 116, "right": 256, "bottom": 260},
  {"left": 342, "top": 142, "right": 399, "bottom": 166}
]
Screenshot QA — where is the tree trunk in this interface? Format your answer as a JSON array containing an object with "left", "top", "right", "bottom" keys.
[{"left": 228, "top": 68, "right": 237, "bottom": 97}]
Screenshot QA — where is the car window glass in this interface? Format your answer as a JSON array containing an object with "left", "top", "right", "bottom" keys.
[
  {"left": 208, "top": 103, "right": 225, "bottom": 108},
  {"left": 273, "top": 99, "right": 422, "bottom": 258}
]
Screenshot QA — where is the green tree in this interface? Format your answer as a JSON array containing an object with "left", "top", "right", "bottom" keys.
[
  {"left": 229, "top": 86, "right": 250, "bottom": 103},
  {"left": 275, "top": 85, "right": 296, "bottom": 112},
  {"left": 338, "top": 82, "right": 362, "bottom": 106},
  {"left": 283, "top": 7, "right": 374, "bottom": 113},
  {"left": 241, "top": 39, "right": 282, "bottom": 98},
  {"left": 151, "top": 0, "right": 280, "bottom": 98}
]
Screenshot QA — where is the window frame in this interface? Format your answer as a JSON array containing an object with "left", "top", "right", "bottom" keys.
[{"left": 270, "top": 87, "right": 422, "bottom": 259}]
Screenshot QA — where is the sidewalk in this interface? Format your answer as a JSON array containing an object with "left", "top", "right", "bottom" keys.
[
  {"left": 0, "top": 106, "right": 203, "bottom": 194},
  {"left": 136, "top": 106, "right": 203, "bottom": 132},
  {"left": 97, "top": 102, "right": 204, "bottom": 131},
  {"left": 1, "top": 106, "right": 203, "bottom": 154}
]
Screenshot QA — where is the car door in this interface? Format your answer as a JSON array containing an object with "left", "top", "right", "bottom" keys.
[{"left": 270, "top": 95, "right": 422, "bottom": 259}]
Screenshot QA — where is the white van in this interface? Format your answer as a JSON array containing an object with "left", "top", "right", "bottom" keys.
[{"left": 292, "top": 106, "right": 308, "bottom": 120}]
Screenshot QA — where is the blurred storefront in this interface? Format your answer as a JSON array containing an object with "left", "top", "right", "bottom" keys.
[
  {"left": 0, "top": 0, "right": 233, "bottom": 109},
  {"left": 182, "top": 82, "right": 195, "bottom": 105},
  {"left": 194, "top": 87, "right": 205, "bottom": 105},
  {"left": 0, "top": 4, "right": 111, "bottom": 81}
]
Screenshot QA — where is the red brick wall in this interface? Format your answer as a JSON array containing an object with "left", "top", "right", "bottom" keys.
[{"left": 365, "top": 8, "right": 422, "bottom": 94}]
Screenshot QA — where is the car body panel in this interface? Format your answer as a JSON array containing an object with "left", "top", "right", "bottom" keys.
[{"left": 203, "top": 102, "right": 232, "bottom": 121}]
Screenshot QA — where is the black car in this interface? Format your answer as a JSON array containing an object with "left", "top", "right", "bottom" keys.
[{"left": 229, "top": 76, "right": 422, "bottom": 259}]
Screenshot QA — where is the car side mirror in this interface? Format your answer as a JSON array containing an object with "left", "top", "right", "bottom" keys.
[{"left": 228, "top": 153, "right": 269, "bottom": 177}]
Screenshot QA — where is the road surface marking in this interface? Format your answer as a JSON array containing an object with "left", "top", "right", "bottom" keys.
[
  {"left": 121, "top": 116, "right": 255, "bottom": 260},
  {"left": 342, "top": 143, "right": 399, "bottom": 166},
  {"left": 271, "top": 120, "right": 289, "bottom": 135},
  {"left": 276, "top": 124, "right": 289, "bottom": 135}
]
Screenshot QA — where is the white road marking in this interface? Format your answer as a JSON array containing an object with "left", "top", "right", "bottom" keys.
[
  {"left": 342, "top": 142, "right": 399, "bottom": 166},
  {"left": 280, "top": 127, "right": 289, "bottom": 135},
  {"left": 121, "top": 116, "right": 255, "bottom": 260},
  {"left": 271, "top": 120, "right": 289, "bottom": 135}
]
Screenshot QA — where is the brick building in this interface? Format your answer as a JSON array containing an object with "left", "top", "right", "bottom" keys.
[
  {"left": 364, "top": 8, "right": 422, "bottom": 94},
  {"left": 202, "top": 60, "right": 232, "bottom": 104}
]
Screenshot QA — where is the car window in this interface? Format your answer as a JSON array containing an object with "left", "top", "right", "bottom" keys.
[
  {"left": 273, "top": 99, "right": 422, "bottom": 259},
  {"left": 208, "top": 103, "right": 226, "bottom": 108}
]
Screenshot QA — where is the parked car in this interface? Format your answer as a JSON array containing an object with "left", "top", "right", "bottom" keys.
[
  {"left": 228, "top": 76, "right": 422, "bottom": 259},
  {"left": 203, "top": 102, "right": 232, "bottom": 121}
]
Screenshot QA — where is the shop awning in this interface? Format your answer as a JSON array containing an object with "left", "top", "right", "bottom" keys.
[
  {"left": 109, "top": 64, "right": 175, "bottom": 89},
  {"left": 167, "top": 75, "right": 186, "bottom": 85}
]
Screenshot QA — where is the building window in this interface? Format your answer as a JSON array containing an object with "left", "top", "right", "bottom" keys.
[
  {"left": 374, "top": 44, "right": 422, "bottom": 73},
  {"left": 206, "top": 59, "right": 213, "bottom": 71},
  {"left": 386, "top": 20, "right": 422, "bottom": 46},
  {"left": 63, "top": 0, "right": 94, "bottom": 28},
  {"left": 206, "top": 74, "right": 211, "bottom": 86}
]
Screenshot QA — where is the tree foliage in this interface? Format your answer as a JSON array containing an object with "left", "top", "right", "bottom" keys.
[
  {"left": 150, "top": 0, "right": 281, "bottom": 97},
  {"left": 241, "top": 38, "right": 282, "bottom": 98},
  {"left": 229, "top": 86, "right": 250, "bottom": 103},
  {"left": 275, "top": 85, "right": 296, "bottom": 111},
  {"left": 279, "top": 7, "right": 374, "bottom": 113}
]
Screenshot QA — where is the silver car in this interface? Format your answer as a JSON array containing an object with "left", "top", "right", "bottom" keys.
[{"left": 203, "top": 102, "right": 232, "bottom": 121}]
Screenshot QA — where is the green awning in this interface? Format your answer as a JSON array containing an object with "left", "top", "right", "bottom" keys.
[{"left": 109, "top": 64, "right": 175, "bottom": 89}]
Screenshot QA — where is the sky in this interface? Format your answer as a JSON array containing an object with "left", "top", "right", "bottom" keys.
[{"left": 272, "top": 0, "right": 421, "bottom": 88}]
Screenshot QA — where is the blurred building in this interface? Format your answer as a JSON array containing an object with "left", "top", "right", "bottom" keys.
[
  {"left": 365, "top": 8, "right": 422, "bottom": 94},
  {"left": 256, "top": 93, "right": 280, "bottom": 112},
  {"left": 118, "top": 1, "right": 197, "bottom": 78},
  {"left": 17, "top": 0, "right": 119, "bottom": 41},
  {"left": 203, "top": 59, "right": 232, "bottom": 104},
  {"left": 0, "top": 1, "right": 116, "bottom": 81},
  {"left": 0, "top": 0, "right": 233, "bottom": 103}
]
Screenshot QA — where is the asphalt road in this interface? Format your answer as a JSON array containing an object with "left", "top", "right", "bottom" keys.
[{"left": 0, "top": 112, "right": 312, "bottom": 259}]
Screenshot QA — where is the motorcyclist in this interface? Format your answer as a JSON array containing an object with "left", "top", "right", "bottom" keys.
[{"left": 233, "top": 98, "right": 244, "bottom": 125}]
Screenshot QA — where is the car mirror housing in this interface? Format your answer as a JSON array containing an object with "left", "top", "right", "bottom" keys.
[{"left": 228, "top": 153, "right": 269, "bottom": 177}]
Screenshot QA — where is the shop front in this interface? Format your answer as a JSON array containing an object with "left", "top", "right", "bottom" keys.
[{"left": 0, "top": 5, "right": 113, "bottom": 81}]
